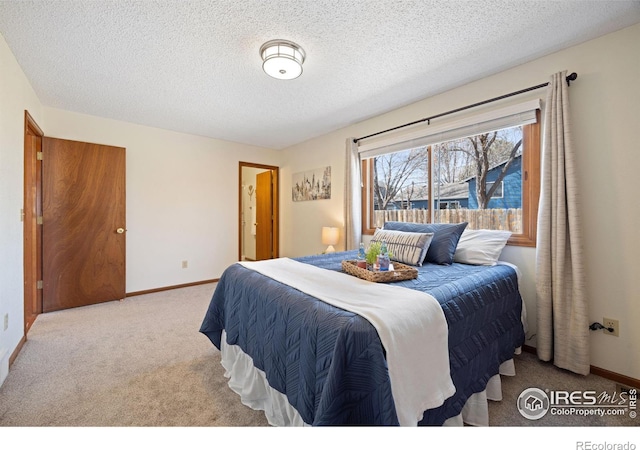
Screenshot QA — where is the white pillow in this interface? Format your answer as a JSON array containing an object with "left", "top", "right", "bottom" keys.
[{"left": 453, "top": 229, "right": 512, "bottom": 266}]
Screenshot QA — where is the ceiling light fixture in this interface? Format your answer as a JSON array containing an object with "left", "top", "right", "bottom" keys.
[{"left": 259, "top": 39, "right": 306, "bottom": 80}]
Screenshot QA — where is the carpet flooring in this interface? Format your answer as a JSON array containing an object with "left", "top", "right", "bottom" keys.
[{"left": 1, "top": 282, "right": 636, "bottom": 443}]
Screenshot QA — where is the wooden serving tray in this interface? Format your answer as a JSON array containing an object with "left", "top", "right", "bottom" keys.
[{"left": 341, "top": 259, "right": 418, "bottom": 283}]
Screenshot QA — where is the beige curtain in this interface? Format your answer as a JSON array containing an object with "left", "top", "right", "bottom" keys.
[
  {"left": 536, "top": 71, "right": 589, "bottom": 375},
  {"left": 344, "top": 138, "right": 362, "bottom": 250}
]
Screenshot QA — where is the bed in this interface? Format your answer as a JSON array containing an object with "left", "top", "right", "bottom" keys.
[{"left": 200, "top": 225, "right": 526, "bottom": 426}]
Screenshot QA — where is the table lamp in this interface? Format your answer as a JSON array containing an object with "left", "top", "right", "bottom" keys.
[{"left": 321, "top": 226, "right": 339, "bottom": 253}]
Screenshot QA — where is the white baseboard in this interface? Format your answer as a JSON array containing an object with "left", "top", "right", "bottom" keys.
[{"left": 0, "top": 347, "right": 8, "bottom": 388}]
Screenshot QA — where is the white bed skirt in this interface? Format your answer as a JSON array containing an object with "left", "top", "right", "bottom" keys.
[{"left": 219, "top": 331, "right": 519, "bottom": 427}]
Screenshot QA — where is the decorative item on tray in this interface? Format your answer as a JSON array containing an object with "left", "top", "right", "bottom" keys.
[{"left": 364, "top": 241, "right": 389, "bottom": 272}]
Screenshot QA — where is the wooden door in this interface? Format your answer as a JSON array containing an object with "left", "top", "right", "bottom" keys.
[
  {"left": 255, "top": 170, "right": 273, "bottom": 260},
  {"left": 42, "top": 138, "right": 126, "bottom": 312}
]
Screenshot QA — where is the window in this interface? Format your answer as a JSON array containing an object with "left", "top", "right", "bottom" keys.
[
  {"left": 486, "top": 181, "right": 504, "bottom": 199},
  {"left": 361, "top": 107, "right": 540, "bottom": 247},
  {"left": 439, "top": 201, "right": 461, "bottom": 210}
]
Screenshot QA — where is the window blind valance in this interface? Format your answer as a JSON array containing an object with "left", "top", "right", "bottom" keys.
[{"left": 358, "top": 99, "right": 541, "bottom": 159}]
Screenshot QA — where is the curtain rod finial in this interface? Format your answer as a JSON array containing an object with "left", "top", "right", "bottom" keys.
[{"left": 566, "top": 72, "right": 578, "bottom": 86}]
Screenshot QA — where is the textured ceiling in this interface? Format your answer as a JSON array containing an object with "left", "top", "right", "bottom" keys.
[{"left": 1, "top": 1, "right": 639, "bottom": 149}]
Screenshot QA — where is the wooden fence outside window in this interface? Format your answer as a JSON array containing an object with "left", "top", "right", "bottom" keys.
[{"left": 373, "top": 208, "right": 522, "bottom": 233}]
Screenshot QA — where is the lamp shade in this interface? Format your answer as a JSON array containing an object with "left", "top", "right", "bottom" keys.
[
  {"left": 322, "top": 226, "right": 339, "bottom": 253},
  {"left": 260, "top": 39, "right": 306, "bottom": 80}
]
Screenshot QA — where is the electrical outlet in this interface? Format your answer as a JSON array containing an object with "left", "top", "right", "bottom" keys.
[
  {"left": 3, "top": 314, "right": 7, "bottom": 331},
  {"left": 603, "top": 317, "right": 619, "bottom": 337},
  {"left": 182, "top": 260, "right": 188, "bottom": 269}
]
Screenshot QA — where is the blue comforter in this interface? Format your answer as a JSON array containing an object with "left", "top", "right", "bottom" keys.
[{"left": 200, "top": 251, "right": 525, "bottom": 426}]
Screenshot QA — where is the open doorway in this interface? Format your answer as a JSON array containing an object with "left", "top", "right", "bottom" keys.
[{"left": 239, "top": 162, "right": 279, "bottom": 261}]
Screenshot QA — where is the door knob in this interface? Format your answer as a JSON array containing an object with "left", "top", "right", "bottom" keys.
[{"left": 116, "top": 228, "right": 126, "bottom": 234}]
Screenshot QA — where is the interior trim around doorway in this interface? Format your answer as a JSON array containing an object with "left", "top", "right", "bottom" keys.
[
  {"left": 23, "top": 110, "right": 44, "bottom": 338},
  {"left": 238, "top": 161, "right": 279, "bottom": 261}
]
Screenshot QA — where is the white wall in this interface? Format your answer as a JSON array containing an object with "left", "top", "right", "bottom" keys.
[
  {"left": 43, "top": 108, "right": 281, "bottom": 292},
  {"left": 280, "top": 148, "right": 347, "bottom": 256},
  {"left": 280, "top": 24, "right": 640, "bottom": 380},
  {"left": 0, "top": 34, "right": 43, "bottom": 386}
]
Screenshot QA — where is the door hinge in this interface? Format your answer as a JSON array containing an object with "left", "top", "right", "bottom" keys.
[
  {"left": 37, "top": 216, "right": 43, "bottom": 225},
  {"left": 36, "top": 151, "right": 43, "bottom": 160},
  {"left": 36, "top": 280, "right": 43, "bottom": 290}
]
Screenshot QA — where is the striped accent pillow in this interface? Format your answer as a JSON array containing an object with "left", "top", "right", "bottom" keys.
[
  {"left": 370, "top": 229, "right": 434, "bottom": 266},
  {"left": 383, "top": 221, "right": 468, "bottom": 265}
]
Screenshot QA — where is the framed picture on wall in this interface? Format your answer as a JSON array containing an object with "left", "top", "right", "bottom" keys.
[{"left": 292, "top": 166, "right": 331, "bottom": 201}]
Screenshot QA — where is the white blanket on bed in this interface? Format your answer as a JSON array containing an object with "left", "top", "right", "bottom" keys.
[{"left": 239, "top": 257, "right": 455, "bottom": 426}]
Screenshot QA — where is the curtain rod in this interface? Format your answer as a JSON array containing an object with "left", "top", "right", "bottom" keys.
[{"left": 353, "top": 72, "right": 578, "bottom": 144}]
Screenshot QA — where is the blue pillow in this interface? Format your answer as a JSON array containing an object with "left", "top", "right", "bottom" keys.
[{"left": 383, "top": 221, "right": 468, "bottom": 265}]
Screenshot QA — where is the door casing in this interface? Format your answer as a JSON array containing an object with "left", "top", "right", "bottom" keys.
[
  {"left": 239, "top": 162, "right": 279, "bottom": 261},
  {"left": 23, "top": 110, "right": 44, "bottom": 335}
]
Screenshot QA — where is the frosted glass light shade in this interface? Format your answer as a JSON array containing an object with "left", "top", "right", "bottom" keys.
[{"left": 260, "top": 39, "right": 306, "bottom": 80}]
